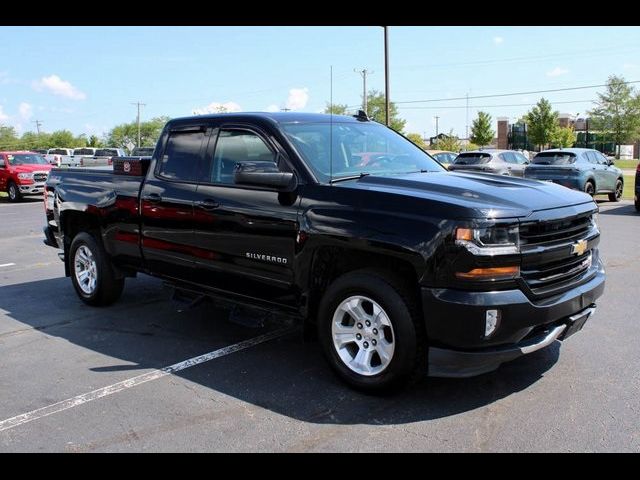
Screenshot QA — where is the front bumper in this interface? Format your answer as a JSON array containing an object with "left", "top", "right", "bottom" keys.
[
  {"left": 19, "top": 183, "right": 46, "bottom": 195},
  {"left": 422, "top": 259, "right": 605, "bottom": 377}
]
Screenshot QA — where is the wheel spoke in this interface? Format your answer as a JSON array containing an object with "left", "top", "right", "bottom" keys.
[
  {"left": 350, "top": 348, "right": 374, "bottom": 373},
  {"left": 376, "top": 339, "right": 394, "bottom": 364},
  {"left": 342, "top": 298, "right": 368, "bottom": 323},
  {"left": 334, "top": 331, "right": 357, "bottom": 348}
]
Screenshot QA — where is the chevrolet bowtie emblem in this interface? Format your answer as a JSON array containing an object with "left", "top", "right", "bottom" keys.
[{"left": 571, "top": 239, "right": 588, "bottom": 256}]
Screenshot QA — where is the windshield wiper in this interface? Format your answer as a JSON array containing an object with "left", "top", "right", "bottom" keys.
[{"left": 329, "top": 173, "right": 370, "bottom": 184}]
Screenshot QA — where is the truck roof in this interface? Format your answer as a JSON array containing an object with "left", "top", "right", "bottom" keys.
[
  {"left": 0, "top": 150, "right": 41, "bottom": 155},
  {"left": 169, "top": 112, "right": 367, "bottom": 126}
]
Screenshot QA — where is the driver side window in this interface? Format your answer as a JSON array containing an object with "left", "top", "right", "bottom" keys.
[{"left": 210, "top": 130, "right": 277, "bottom": 185}]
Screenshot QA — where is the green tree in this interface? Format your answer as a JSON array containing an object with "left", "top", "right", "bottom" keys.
[
  {"left": 0, "top": 126, "right": 19, "bottom": 149},
  {"left": 589, "top": 75, "right": 640, "bottom": 158},
  {"left": 405, "top": 132, "right": 427, "bottom": 150},
  {"left": 323, "top": 103, "right": 349, "bottom": 115},
  {"left": 87, "top": 135, "right": 103, "bottom": 147},
  {"left": 19, "top": 131, "right": 51, "bottom": 150},
  {"left": 433, "top": 130, "right": 462, "bottom": 152},
  {"left": 106, "top": 116, "right": 170, "bottom": 149},
  {"left": 366, "top": 90, "right": 406, "bottom": 133},
  {"left": 49, "top": 130, "right": 81, "bottom": 147},
  {"left": 525, "top": 98, "right": 559, "bottom": 149},
  {"left": 551, "top": 126, "right": 576, "bottom": 148},
  {"left": 470, "top": 111, "right": 494, "bottom": 146}
]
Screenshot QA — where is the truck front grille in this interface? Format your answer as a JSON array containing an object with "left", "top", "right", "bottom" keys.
[
  {"left": 33, "top": 172, "right": 49, "bottom": 183},
  {"left": 521, "top": 251, "right": 593, "bottom": 296},
  {"left": 519, "top": 214, "right": 592, "bottom": 246}
]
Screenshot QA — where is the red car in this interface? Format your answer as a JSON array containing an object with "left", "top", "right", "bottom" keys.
[{"left": 0, "top": 151, "right": 53, "bottom": 202}]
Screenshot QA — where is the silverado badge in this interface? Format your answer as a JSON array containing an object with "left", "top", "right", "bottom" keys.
[{"left": 571, "top": 239, "right": 588, "bottom": 256}]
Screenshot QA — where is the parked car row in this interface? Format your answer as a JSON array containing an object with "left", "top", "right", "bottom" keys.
[
  {"left": 43, "top": 147, "right": 130, "bottom": 167},
  {"left": 442, "top": 147, "right": 625, "bottom": 203}
]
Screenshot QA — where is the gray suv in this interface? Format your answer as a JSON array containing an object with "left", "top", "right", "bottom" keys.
[{"left": 448, "top": 149, "right": 530, "bottom": 176}]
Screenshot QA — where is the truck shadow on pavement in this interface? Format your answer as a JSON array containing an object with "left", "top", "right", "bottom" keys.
[
  {"left": 597, "top": 203, "right": 638, "bottom": 217},
  {"left": 0, "top": 275, "right": 560, "bottom": 426}
]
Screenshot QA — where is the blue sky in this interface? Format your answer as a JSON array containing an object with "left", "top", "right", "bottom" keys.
[{"left": 1, "top": 26, "right": 640, "bottom": 140}]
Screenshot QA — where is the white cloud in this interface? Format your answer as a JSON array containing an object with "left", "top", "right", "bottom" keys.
[
  {"left": 265, "top": 104, "right": 279, "bottom": 112},
  {"left": 192, "top": 101, "right": 242, "bottom": 115},
  {"left": 493, "top": 36, "right": 504, "bottom": 45},
  {"left": 286, "top": 88, "right": 309, "bottom": 110},
  {"left": 32, "top": 74, "right": 86, "bottom": 100},
  {"left": 546, "top": 67, "right": 569, "bottom": 77},
  {"left": 19, "top": 102, "right": 32, "bottom": 120},
  {"left": 0, "top": 105, "right": 9, "bottom": 122},
  {"left": 0, "top": 72, "right": 14, "bottom": 85}
]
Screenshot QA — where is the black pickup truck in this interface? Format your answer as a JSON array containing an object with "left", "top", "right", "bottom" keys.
[{"left": 43, "top": 112, "right": 605, "bottom": 391}]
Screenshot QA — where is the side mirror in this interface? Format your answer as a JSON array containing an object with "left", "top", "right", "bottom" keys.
[
  {"left": 607, "top": 159, "right": 615, "bottom": 166},
  {"left": 234, "top": 161, "right": 297, "bottom": 191}
]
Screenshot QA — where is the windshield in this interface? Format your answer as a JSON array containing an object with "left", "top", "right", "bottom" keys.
[
  {"left": 7, "top": 154, "right": 49, "bottom": 165},
  {"left": 95, "top": 149, "right": 120, "bottom": 157},
  {"left": 281, "top": 122, "right": 444, "bottom": 182},
  {"left": 132, "top": 148, "right": 154, "bottom": 156},
  {"left": 531, "top": 152, "right": 576, "bottom": 165},
  {"left": 453, "top": 153, "right": 492, "bottom": 165}
]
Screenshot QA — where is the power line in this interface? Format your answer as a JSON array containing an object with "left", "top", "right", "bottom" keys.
[
  {"left": 398, "top": 99, "right": 594, "bottom": 110},
  {"left": 394, "top": 80, "right": 640, "bottom": 105}
]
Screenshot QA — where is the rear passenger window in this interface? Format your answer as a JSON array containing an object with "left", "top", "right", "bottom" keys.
[
  {"left": 501, "top": 152, "right": 516, "bottom": 163},
  {"left": 209, "top": 130, "right": 276, "bottom": 185},
  {"left": 158, "top": 129, "right": 205, "bottom": 182}
]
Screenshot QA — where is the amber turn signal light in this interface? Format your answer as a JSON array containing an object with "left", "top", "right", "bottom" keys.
[{"left": 455, "top": 265, "right": 520, "bottom": 281}]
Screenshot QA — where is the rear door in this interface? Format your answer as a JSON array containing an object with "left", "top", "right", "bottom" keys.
[
  {"left": 595, "top": 151, "right": 616, "bottom": 191},
  {"left": 140, "top": 124, "right": 207, "bottom": 280},
  {"left": 585, "top": 151, "right": 608, "bottom": 191},
  {"left": 190, "top": 124, "right": 300, "bottom": 306},
  {"left": 508, "top": 152, "right": 529, "bottom": 177},
  {"left": 0, "top": 154, "right": 7, "bottom": 190}
]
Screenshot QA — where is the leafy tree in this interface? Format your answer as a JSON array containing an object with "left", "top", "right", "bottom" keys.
[
  {"left": 0, "top": 126, "right": 19, "bottom": 149},
  {"left": 366, "top": 90, "right": 406, "bottom": 133},
  {"left": 589, "top": 75, "right": 640, "bottom": 158},
  {"left": 106, "top": 116, "right": 170, "bottom": 150},
  {"left": 405, "top": 132, "right": 427, "bottom": 150},
  {"left": 49, "top": 130, "right": 81, "bottom": 147},
  {"left": 323, "top": 103, "right": 349, "bottom": 115},
  {"left": 19, "top": 131, "right": 51, "bottom": 150},
  {"left": 470, "top": 111, "right": 494, "bottom": 146},
  {"left": 433, "top": 130, "right": 461, "bottom": 152},
  {"left": 551, "top": 127, "right": 577, "bottom": 148},
  {"left": 87, "top": 135, "right": 103, "bottom": 147},
  {"left": 525, "top": 98, "right": 559, "bottom": 149}
]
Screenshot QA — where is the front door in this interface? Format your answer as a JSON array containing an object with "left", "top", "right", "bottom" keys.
[
  {"left": 190, "top": 126, "right": 301, "bottom": 307},
  {"left": 140, "top": 125, "right": 207, "bottom": 280}
]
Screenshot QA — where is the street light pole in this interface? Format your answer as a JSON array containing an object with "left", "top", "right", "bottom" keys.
[{"left": 383, "top": 26, "right": 390, "bottom": 127}]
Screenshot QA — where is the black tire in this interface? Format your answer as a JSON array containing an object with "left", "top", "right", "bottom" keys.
[
  {"left": 317, "top": 269, "right": 426, "bottom": 393},
  {"left": 69, "top": 231, "right": 124, "bottom": 306},
  {"left": 608, "top": 179, "right": 623, "bottom": 202},
  {"left": 584, "top": 181, "right": 595, "bottom": 196},
  {"left": 7, "top": 181, "right": 22, "bottom": 203}
]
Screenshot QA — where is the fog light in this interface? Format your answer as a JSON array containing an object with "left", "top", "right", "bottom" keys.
[{"left": 485, "top": 310, "right": 501, "bottom": 337}]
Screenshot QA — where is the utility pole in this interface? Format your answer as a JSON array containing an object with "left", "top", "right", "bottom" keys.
[
  {"left": 354, "top": 68, "right": 373, "bottom": 115},
  {"left": 383, "top": 26, "right": 390, "bottom": 127},
  {"left": 465, "top": 93, "right": 469, "bottom": 143},
  {"left": 131, "top": 101, "right": 146, "bottom": 148},
  {"left": 434, "top": 116, "right": 440, "bottom": 137},
  {"left": 32, "top": 119, "right": 43, "bottom": 135}
]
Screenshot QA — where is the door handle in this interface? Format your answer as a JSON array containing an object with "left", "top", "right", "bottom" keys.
[
  {"left": 196, "top": 199, "right": 220, "bottom": 210},
  {"left": 143, "top": 193, "right": 162, "bottom": 203}
]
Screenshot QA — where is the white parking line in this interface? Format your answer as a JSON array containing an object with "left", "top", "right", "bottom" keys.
[
  {"left": 0, "top": 263, "right": 16, "bottom": 268},
  {"left": 0, "top": 327, "right": 294, "bottom": 433}
]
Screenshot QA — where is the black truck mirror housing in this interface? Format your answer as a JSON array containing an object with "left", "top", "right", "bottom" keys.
[{"left": 234, "top": 161, "right": 297, "bottom": 191}]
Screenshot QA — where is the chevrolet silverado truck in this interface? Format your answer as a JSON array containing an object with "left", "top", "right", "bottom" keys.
[
  {"left": 43, "top": 112, "right": 605, "bottom": 391},
  {"left": 1, "top": 151, "right": 52, "bottom": 202}
]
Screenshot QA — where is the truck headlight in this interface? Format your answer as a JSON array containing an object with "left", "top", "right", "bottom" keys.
[
  {"left": 17, "top": 172, "right": 33, "bottom": 180},
  {"left": 455, "top": 225, "right": 519, "bottom": 256}
]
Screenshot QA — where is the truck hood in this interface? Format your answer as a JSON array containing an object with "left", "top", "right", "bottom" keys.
[
  {"left": 337, "top": 171, "right": 594, "bottom": 219},
  {"left": 9, "top": 164, "right": 53, "bottom": 173}
]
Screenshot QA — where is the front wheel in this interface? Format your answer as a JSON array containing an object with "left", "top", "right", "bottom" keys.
[
  {"left": 7, "top": 182, "right": 22, "bottom": 202},
  {"left": 584, "top": 181, "right": 595, "bottom": 196},
  {"left": 69, "top": 232, "right": 124, "bottom": 306},
  {"left": 608, "top": 179, "right": 623, "bottom": 202},
  {"left": 317, "top": 270, "right": 425, "bottom": 393}
]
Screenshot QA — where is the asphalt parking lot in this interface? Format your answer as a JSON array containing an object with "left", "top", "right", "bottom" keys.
[{"left": 0, "top": 196, "right": 638, "bottom": 452}]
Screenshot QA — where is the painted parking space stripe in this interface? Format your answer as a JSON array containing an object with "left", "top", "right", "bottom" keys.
[
  {"left": 0, "top": 326, "right": 294, "bottom": 433},
  {"left": 0, "top": 263, "right": 16, "bottom": 268}
]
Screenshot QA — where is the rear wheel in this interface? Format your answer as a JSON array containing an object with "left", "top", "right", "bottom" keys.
[
  {"left": 584, "top": 181, "right": 595, "bottom": 196},
  {"left": 317, "top": 269, "right": 425, "bottom": 393},
  {"left": 69, "top": 232, "right": 124, "bottom": 306},
  {"left": 608, "top": 179, "right": 623, "bottom": 202},
  {"left": 7, "top": 182, "right": 22, "bottom": 202}
]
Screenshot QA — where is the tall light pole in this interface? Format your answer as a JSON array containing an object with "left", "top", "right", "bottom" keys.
[
  {"left": 434, "top": 116, "right": 440, "bottom": 137},
  {"left": 131, "top": 101, "right": 146, "bottom": 148},
  {"left": 383, "top": 26, "right": 390, "bottom": 127}
]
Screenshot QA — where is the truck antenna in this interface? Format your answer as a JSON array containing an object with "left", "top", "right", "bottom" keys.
[{"left": 329, "top": 65, "right": 333, "bottom": 185}]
